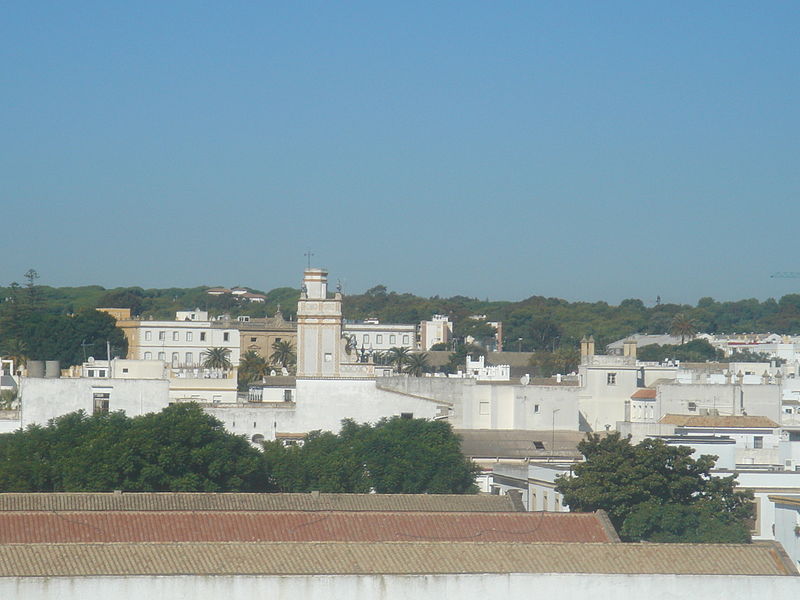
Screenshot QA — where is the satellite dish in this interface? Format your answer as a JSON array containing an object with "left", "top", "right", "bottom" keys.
[{"left": 520, "top": 374, "right": 530, "bottom": 386}]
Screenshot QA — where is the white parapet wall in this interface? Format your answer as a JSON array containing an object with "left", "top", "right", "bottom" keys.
[{"left": 0, "top": 573, "right": 797, "bottom": 600}]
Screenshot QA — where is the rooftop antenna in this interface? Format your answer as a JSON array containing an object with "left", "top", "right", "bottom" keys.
[
  {"left": 80, "top": 339, "right": 94, "bottom": 362},
  {"left": 304, "top": 250, "right": 314, "bottom": 270}
]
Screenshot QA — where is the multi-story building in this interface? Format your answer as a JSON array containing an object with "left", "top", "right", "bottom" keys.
[
  {"left": 112, "top": 312, "right": 240, "bottom": 368},
  {"left": 419, "top": 314, "right": 453, "bottom": 350},
  {"left": 233, "top": 310, "right": 297, "bottom": 363},
  {"left": 343, "top": 319, "right": 417, "bottom": 353}
]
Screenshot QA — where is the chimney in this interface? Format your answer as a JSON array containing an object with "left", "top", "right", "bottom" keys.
[{"left": 580, "top": 336, "right": 595, "bottom": 360}]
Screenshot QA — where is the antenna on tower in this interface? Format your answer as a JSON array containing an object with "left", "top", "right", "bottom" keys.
[{"left": 304, "top": 250, "right": 314, "bottom": 269}]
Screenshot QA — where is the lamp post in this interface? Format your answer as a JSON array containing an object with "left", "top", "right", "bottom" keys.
[
  {"left": 517, "top": 338, "right": 523, "bottom": 352},
  {"left": 551, "top": 408, "right": 560, "bottom": 457}
]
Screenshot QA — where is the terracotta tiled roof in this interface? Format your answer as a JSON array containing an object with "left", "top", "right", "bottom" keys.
[
  {"left": 0, "top": 541, "right": 792, "bottom": 576},
  {"left": 630, "top": 388, "right": 656, "bottom": 399},
  {"left": 0, "top": 511, "right": 616, "bottom": 544},
  {"left": 659, "top": 414, "right": 779, "bottom": 428},
  {"left": 0, "top": 493, "right": 520, "bottom": 513}
]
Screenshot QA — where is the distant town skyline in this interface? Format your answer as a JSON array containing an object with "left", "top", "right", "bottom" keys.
[{"left": 2, "top": 3, "right": 798, "bottom": 305}]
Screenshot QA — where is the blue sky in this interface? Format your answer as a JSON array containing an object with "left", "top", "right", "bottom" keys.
[{"left": 2, "top": 2, "right": 798, "bottom": 304}]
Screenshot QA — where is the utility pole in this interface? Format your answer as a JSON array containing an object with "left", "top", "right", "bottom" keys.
[
  {"left": 551, "top": 408, "right": 561, "bottom": 458},
  {"left": 107, "top": 340, "right": 112, "bottom": 378}
]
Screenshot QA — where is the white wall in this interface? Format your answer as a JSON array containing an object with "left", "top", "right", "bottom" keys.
[
  {"left": 3, "top": 571, "right": 796, "bottom": 600},
  {"left": 657, "top": 383, "right": 782, "bottom": 423},
  {"left": 773, "top": 499, "right": 800, "bottom": 569},
  {"left": 376, "top": 376, "right": 580, "bottom": 431},
  {"left": 19, "top": 377, "right": 170, "bottom": 427},
  {"left": 206, "top": 378, "right": 448, "bottom": 443},
  {"left": 0, "top": 412, "right": 20, "bottom": 433}
]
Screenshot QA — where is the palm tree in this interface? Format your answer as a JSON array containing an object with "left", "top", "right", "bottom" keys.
[
  {"left": 670, "top": 313, "right": 697, "bottom": 345},
  {"left": 0, "top": 338, "right": 28, "bottom": 371},
  {"left": 238, "top": 350, "right": 267, "bottom": 388},
  {"left": 387, "top": 346, "right": 411, "bottom": 371},
  {"left": 404, "top": 352, "right": 429, "bottom": 376},
  {"left": 270, "top": 340, "right": 296, "bottom": 368},
  {"left": 201, "top": 347, "right": 232, "bottom": 369}
]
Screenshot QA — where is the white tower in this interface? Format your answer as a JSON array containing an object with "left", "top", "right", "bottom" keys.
[{"left": 296, "top": 268, "right": 343, "bottom": 377}]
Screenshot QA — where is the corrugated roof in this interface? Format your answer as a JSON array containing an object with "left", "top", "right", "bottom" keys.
[
  {"left": 660, "top": 414, "right": 779, "bottom": 428},
  {"left": 0, "top": 541, "right": 792, "bottom": 576},
  {"left": 0, "top": 511, "right": 615, "bottom": 544},
  {"left": 0, "top": 493, "right": 519, "bottom": 513},
  {"left": 631, "top": 388, "right": 656, "bottom": 399}
]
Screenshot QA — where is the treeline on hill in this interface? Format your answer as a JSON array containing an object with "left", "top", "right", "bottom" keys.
[
  {"left": 3, "top": 273, "right": 800, "bottom": 356},
  {"left": 0, "top": 405, "right": 477, "bottom": 495}
]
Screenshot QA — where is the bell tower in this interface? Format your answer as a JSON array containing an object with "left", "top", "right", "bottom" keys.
[{"left": 296, "top": 268, "right": 343, "bottom": 377}]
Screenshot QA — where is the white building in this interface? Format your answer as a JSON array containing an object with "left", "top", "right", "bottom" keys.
[
  {"left": 18, "top": 376, "right": 170, "bottom": 428},
  {"left": 343, "top": 320, "right": 417, "bottom": 352},
  {"left": 577, "top": 337, "right": 678, "bottom": 433},
  {"left": 464, "top": 355, "right": 510, "bottom": 381},
  {"left": 116, "top": 314, "right": 240, "bottom": 369},
  {"left": 419, "top": 314, "right": 452, "bottom": 350}
]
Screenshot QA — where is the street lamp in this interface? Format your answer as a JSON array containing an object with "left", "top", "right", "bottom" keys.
[
  {"left": 517, "top": 338, "right": 523, "bottom": 352},
  {"left": 551, "top": 408, "right": 561, "bottom": 457}
]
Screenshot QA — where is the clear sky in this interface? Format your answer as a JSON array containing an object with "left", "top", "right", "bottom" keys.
[{"left": 2, "top": 2, "right": 798, "bottom": 305}]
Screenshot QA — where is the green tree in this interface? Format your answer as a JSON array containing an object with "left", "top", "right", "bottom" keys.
[
  {"left": 528, "top": 347, "right": 579, "bottom": 377},
  {"left": 270, "top": 340, "right": 296, "bottom": 368},
  {"left": 670, "top": 313, "right": 697, "bottom": 344},
  {"left": 404, "top": 352, "right": 430, "bottom": 376},
  {"left": 263, "top": 417, "right": 479, "bottom": 494},
  {"left": 0, "top": 338, "right": 28, "bottom": 369},
  {"left": 620, "top": 501, "right": 751, "bottom": 543},
  {"left": 238, "top": 351, "right": 268, "bottom": 390},
  {"left": 637, "top": 339, "right": 721, "bottom": 363},
  {"left": 554, "top": 433, "right": 753, "bottom": 542},
  {"left": 387, "top": 346, "right": 411, "bottom": 371},
  {"left": 95, "top": 288, "right": 146, "bottom": 316},
  {"left": 201, "top": 347, "right": 232, "bottom": 369},
  {"left": 0, "top": 404, "right": 267, "bottom": 492},
  {"left": 0, "top": 309, "right": 127, "bottom": 368}
]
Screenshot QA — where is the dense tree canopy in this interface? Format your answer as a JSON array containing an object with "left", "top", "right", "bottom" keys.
[
  {"left": 0, "top": 308, "right": 127, "bottom": 368},
  {"left": 554, "top": 433, "right": 753, "bottom": 543},
  {"left": 0, "top": 404, "right": 267, "bottom": 492},
  {"left": 637, "top": 339, "right": 722, "bottom": 363},
  {"left": 263, "top": 417, "right": 479, "bottom": 494}
]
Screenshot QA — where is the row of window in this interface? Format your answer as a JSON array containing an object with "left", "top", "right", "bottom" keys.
[
  {"left": 143, "top": 331, "right": 231, "bottom": 343},
  {"left": 357, "top": 334, "right": 410, "bottom": 345},
  {"left": 143, "top": 351, "right": 197, "bottom": 364}
]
